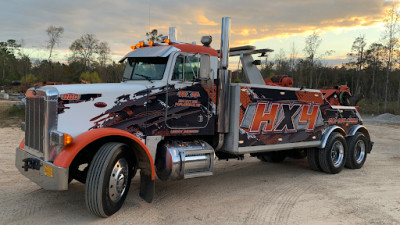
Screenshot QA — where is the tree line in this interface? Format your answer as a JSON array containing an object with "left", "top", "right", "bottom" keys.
[
  {"left": 256, "top": 5, "right": 400, "bottom": 114},
  {"left": 0, "top": 28, "right": 166, "bottom": 88},
  {"left": 0, "top": 26, "right": 125, "bottom": 89},
  {"left": 1, "top": 6, "right": 400, "bottom": 115}
]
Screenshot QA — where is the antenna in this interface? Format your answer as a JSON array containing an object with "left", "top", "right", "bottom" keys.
[{"left": 148, "top": 2, "right": 151, "bottom": 31}]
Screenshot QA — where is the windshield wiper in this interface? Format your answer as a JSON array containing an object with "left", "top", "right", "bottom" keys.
[{"left": 135, "top": 73, "right": 153, "bottom": 83}]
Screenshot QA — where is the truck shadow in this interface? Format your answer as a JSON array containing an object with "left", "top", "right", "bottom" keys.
[{"left": 8, "top": 157, "right": 320, "bottom": 223}]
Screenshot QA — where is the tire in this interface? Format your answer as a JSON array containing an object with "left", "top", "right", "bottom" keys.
[
  {"left": 85, "top": 142, "right": 132, "bottom": 217},
  {"left": 307, "top": 148, "right": 322, "bottom": 171},
  {"left": 319, "top": 132, "right": 347, "bottom": 174},
  {"left": 345, "top": 132, "right": 368, "bottom": 169},
  {"left": 258, "top": 151, "right": 286, "bottom": 163},
  {"left": 287, "top": 149, "right": 307, "bottom": 159}
]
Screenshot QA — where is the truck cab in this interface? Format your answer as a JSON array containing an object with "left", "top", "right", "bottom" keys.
[{"left": 118, "top": 45, "right": 219, "bottom": 135}]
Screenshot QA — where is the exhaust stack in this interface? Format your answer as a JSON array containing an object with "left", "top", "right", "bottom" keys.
[
  {"left": 217, "top": 17, "right": 231, "bottom": 133},
  {"left": 219, "top": 18, "right": 230, "bottom": 70},
  {"left": 169, "top": 27, "right": 177, "bottom": 41}
]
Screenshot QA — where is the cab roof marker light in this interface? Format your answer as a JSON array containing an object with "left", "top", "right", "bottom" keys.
[{"left": 161, "top": 36, "right": 169, "bottom": 42}]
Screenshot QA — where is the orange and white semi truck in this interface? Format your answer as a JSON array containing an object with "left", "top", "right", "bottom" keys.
[{"left": 16, "top": 17, "right": 373, "bottom": 217}]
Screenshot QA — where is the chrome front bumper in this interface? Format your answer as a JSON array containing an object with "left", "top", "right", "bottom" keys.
[{"left": 15, "top": 147, "right": 69, "bottom": 190}]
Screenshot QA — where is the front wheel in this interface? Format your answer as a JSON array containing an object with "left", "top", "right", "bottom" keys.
[
  {"left": 319, "top": 132, "right": 347, "bottom": 174},
  {"left": 345, "top": 132, "right": 368, "bottom": 169},
  {"left": 85, "top": 142, "right": 132, "bottom": 217}
]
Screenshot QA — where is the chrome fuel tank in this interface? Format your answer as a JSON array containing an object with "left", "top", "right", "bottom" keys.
[{"left": 155, "top": 140, "right": 215, "bottom": 181}]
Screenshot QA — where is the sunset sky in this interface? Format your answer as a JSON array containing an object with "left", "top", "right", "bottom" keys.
[{"left": 0, "top": 0, "right": 397, "bottom": 66}]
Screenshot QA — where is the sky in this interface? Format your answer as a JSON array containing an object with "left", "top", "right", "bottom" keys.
[{"left": 0, "top": 0, "right": 397, "bottom": 66}]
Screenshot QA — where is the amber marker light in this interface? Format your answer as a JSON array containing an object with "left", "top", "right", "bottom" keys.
[
  {"left": 135, "top": 43, "right": 141, "bottom": 48},
  {"left": 148, "top": 41, "right": 154, "bottom": 46},
  {"left": 63, "top": 133, "right": 74, "bottom": 146},
  {"left": 139, "top": 41, "right": 144, "bottom": 47},
  {"left": 130, "top": 46, "right": 136, "bottom": 50},
  {"left": 164, "top": 39, "right": 170, "bottom": 44}
]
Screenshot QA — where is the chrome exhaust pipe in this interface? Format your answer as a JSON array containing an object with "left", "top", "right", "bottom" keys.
[
  {"left": 169, "top": 27, "right": 177, "bottom": 41},
  {"left": 219, "top": 18, "right": 230, "bottom": 69},
  {"left": 217, "top": 17, "right": 231, "bottom": 134}
]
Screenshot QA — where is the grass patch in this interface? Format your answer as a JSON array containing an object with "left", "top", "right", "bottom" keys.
[
  {"left": 358, "top": 100, "right": 400, "bottom": 116},
  {"left": 0, "top": 101, "right": 24, "bottom": 127},
  {"left": 7, "top": 104, "right": 25, "bottom": 119}
]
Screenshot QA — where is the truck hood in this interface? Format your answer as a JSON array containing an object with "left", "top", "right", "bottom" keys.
[
  {"left": 53, "top": 82, "right": 151, "bottom": 96},
  {"left": 50, "top": 82, "right": 165, "bottom": 137}
]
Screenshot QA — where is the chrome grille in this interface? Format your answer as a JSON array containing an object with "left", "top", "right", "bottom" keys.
[{"left": 25, "top": 96, "right": 45, "bottom": 153}]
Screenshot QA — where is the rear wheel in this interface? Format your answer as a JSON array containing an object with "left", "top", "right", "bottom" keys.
[
  {"left": 319, "top": 132, "right": 347, "bottom": 174},
  {"left": 85, "top": 142, "right": 132, "bottom": 217},
  {"left": 345, "top": 132, "right": 368, "bottom": 169},
  {"left": 287, "top": 149, "right": 307, "bottom": 159}
]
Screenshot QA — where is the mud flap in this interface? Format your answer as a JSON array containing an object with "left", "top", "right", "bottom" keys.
[
  {"left": 139, "top": 171, "right": 154, "bottom": 203},
  {"left": 368, "top": 141, "right": 374, "bottom": 153}
]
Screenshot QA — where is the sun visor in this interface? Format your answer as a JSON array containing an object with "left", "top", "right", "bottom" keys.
[{"left": 119, "top": 46, "right": 179, "bottom": 63}]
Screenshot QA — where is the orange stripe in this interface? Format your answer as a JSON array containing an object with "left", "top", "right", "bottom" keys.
[
  {"left": 53, "top": 128, "right": 155, "bottom": 180},
  {"left": 19, "top": 138, "right": 25, "bottom": 149}
]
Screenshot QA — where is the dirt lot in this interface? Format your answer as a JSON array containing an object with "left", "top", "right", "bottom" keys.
[{"left": 0, "top": 122, "right": 399, "bottom": 225}]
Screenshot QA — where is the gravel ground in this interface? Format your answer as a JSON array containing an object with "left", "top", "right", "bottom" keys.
[{"left": 0, "top": 122, "right": 399, "bottom": 225}]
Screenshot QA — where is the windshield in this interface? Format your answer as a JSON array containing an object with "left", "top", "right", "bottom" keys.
[{"left": 122, "top": 57, "right": 168, "bottom": 81}]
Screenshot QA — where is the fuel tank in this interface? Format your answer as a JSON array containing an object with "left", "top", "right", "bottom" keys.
[{"left": 155, "top": 140, "right": 215, "bottom": 181}]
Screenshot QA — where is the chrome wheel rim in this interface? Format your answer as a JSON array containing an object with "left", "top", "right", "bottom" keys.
[
  {"left": 354, "top": 140, "right": 366, "bottom": 164},
  {"left": 331, "top": 140, "right": 344, "bottom": 168},
  {"left": 109, "top": 158, "right": 129, "bottom": 202}
]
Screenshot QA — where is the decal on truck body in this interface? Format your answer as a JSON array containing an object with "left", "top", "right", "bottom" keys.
[
  {"left": 88, "top": 83, "right": 216, "bottom": 138},
  {"left": 57, "top": 93, "right": 102, "bottom": 114},
  {"left": 237, "top": 86, "right": 362, "bottom": 147},
  {"left": 241, "top": 102, "right": 320, "bottom": 134}
]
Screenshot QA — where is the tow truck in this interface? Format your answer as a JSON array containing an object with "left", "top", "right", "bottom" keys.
[{"left": 16, "top": 17, "right": 373, "bottom": 217}]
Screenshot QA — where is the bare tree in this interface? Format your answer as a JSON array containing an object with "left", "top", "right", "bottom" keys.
[
  {"left": 97, "top": 41, "right": 111, "bottom": 67},
  {"left": 304, "top": 31, "right": 321, "bottom": 88},
  {"left": 274, "top": 49, "right": 289, "bottom": 75},
  {"left": 382, "top": 5, "right": 400, "bottom": 111},
  {"left": 289, "top": 42, "right": 298, "bottom": 77},
  {"left": 146, "top": 29, "right": 163, "bottom": 42},
  {"left": 0, "top": 40, "right": 21, "bottom": 81},
  {"left": 69, "top": 34, "right": 99, "bottom": 70},
  {"left": 349, "top": 35, "right": 367, "bottom": 94},
  {"left": 365, "top": 43, "right": 384, "bottom": 98},
  {"left": 46, "top": 25, "right": 64, "bottom": 61}
]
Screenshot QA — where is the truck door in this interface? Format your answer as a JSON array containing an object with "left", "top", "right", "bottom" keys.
[{"left": 165, "top": 53, "right": 215, "bottom": 133}]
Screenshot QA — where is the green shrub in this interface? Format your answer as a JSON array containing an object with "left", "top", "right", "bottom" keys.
[
  {"left": 6, "top": 104, "right": 25, "bottom": 119},
  {"left": 80, "top": 71, "right": 102, "bottom": 83},
  {"left": 358, "top": 99, "right": 400, "bottom": 115}
]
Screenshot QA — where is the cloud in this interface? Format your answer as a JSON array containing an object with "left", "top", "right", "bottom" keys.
[
  {"left": 197, "top": 15, "right": 218, "bottom": 26},
  {"left": 0, "top": 0, "right": 395, "bottom": 62}
]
